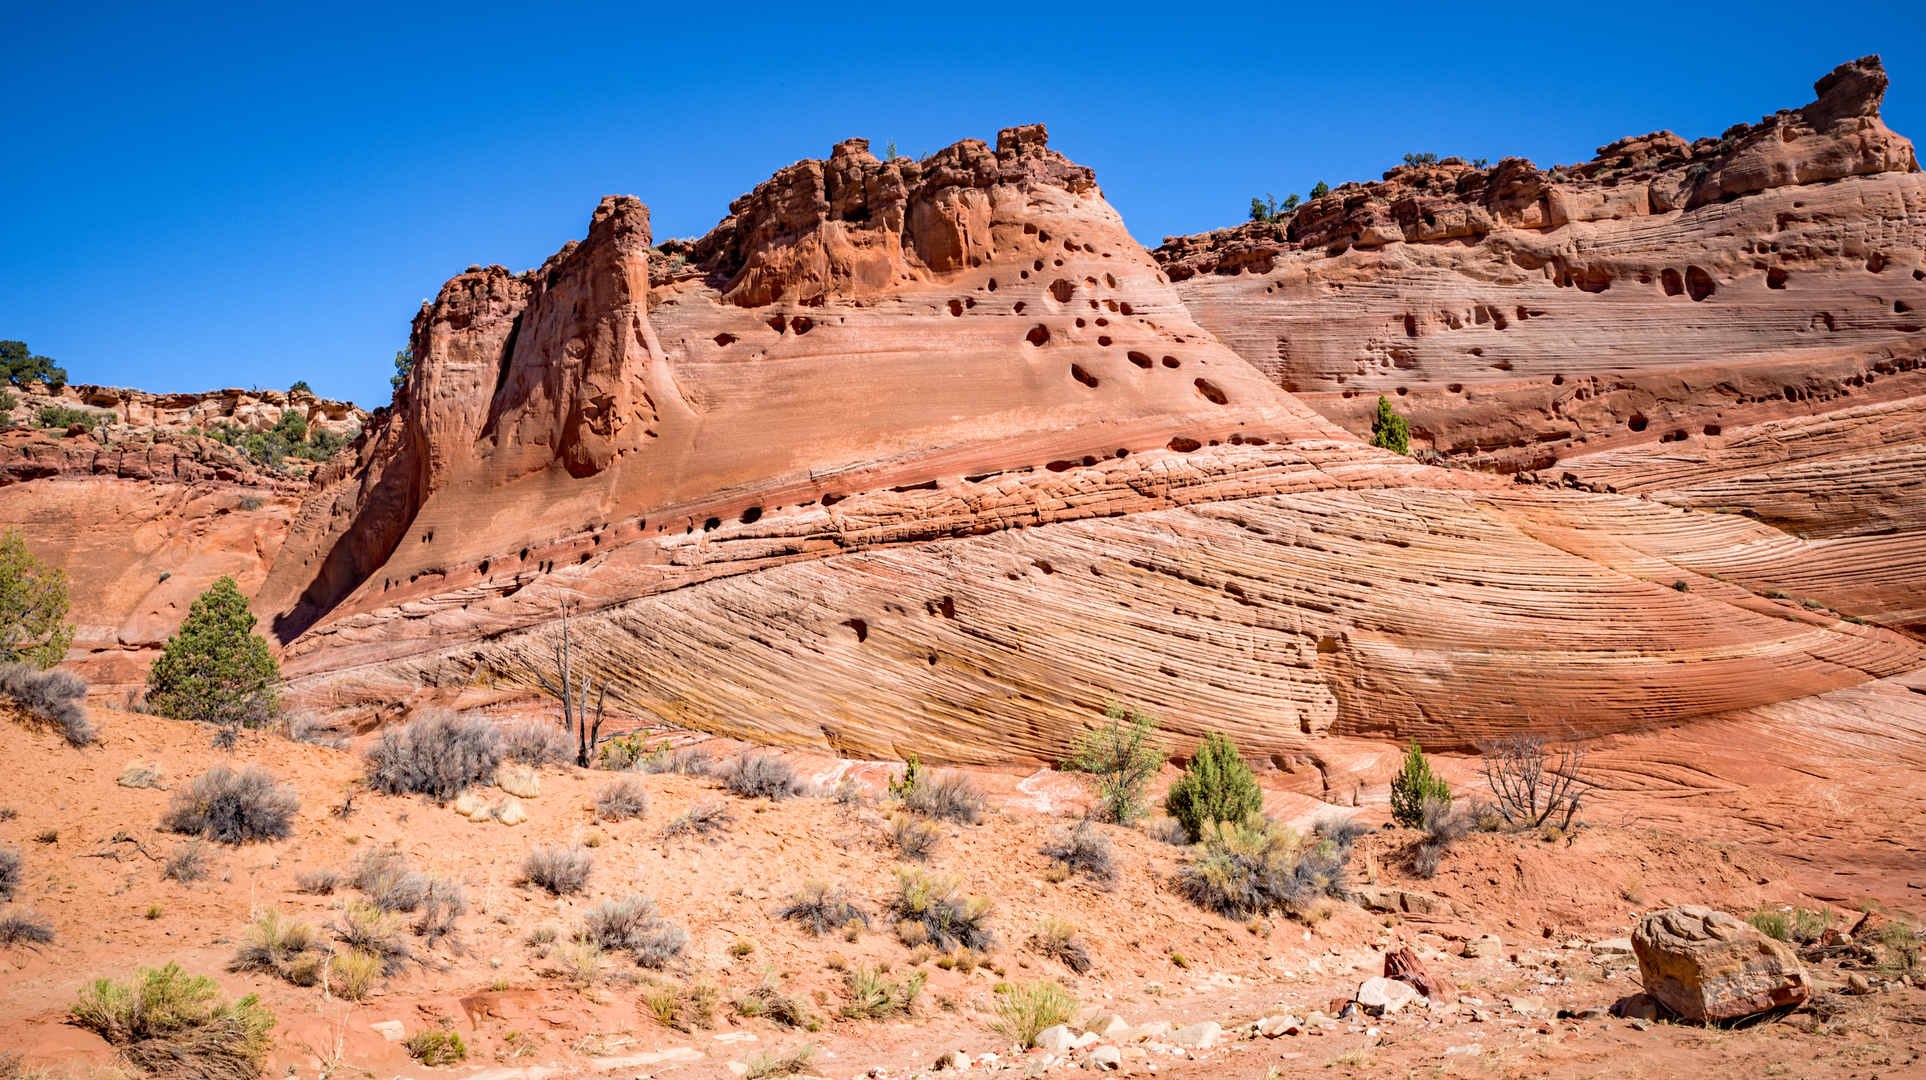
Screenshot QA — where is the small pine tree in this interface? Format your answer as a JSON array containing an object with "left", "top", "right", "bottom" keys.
[
  {"left": 1062, "top": 702, "right": 1167, "bottom": 825},
  {"left": 1163, "top": 731, "right": 1263, "bottom": 842},
  {"left": 288, "top": 380, "right": 311, "bottom": 395},
  {"left": 1249, "top": 196, "right": 1269, "bottom": 223},
  {"left": 390, "top": 347, "right": 414, "bottom": 392},
  {"left": 0, "top": 529, "right": 73, "bottom": 669},
  {"left": 145, "top": 577, "right": 281, "bottom": 740},
  {"left": 1370, "top": 395, "right": 1410, "bottom": 455},
  {"left": 1309, "top": 181, "right": 1330, "bottom": 200},
  {"left": 1389, "top": 739, "right": 1450, "bottom": 827}
]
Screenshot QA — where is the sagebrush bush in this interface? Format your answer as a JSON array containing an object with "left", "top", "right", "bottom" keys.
[
  {"left": 416, "top": 874, "right": 467, "bottom": 945},
  {"left": 164, "top": 840, "right": 208, "bottom": 883},
  {"left": 70, "top": 962, "right": 276, "bottom": 1080},
  {"left": 1041, "top": 820, "right": 1116, "bottom": 887},
  {"left": 1030, "top": 916, "right": 1091, "bottom": 974},
  {"left": 992, "top": 979, "right": 1078, "bottom": 1047},
  {"left": 404, "top": 1030, "right": 466, "bottom": 1066},
  {"left": 1389, "top": 739, "right": 1449, "bottom": 829},
  {"left": 521, "top": 844, "right": 593, "bottom": 896},
  {"left": 890, "top": 867, "right": 996, "bottom": 951},
  {"left": 161, "top": 765, "right": 299, "bottom": 844},
  {"left": 733, "top": 972, "right": 821, "bottom": 1030},
  {"left": 500, "top": 719, "right": 572, "bottom": 766},
  {"left": 1410, "top": 796, "right": 1469, "bottom": 879},
  {"left": 594, "top": 776, "right": 650, "bottom": 821},
  {"left": 775, "top": 880, "right": 872, "bottom": 937},
  {"left": 0, "top": 846, "right": 18, "bottom": 901},
  {"left": 0, "top": 662, "right": 93, "bottom": 746},
  {"left": 581, "top": 894, "right": 687, "bottom": 968},
  {"left": 0, "top": 909, "right": 55, "bottom": 949},
  {"left": 840, "top": 964, "right": 926, "bottom": 1020},
  {"left": 230, "top": 909, "right": 320, "bottom": 977},
  {"left": 363, "top": 709, "right": 503, "bottom": 803},
  {"left": 283, "top": 713, "right": 351, "bottom": 749},
  {"left": 335, "top": 902, "right": 410, "bottom": 975},
  {"left": 887, "top": 813, "right": 942, "bottom": 861},
  {"left": 720, "top": 752, "right": 803, "bottom": 800},
  {"left": 294, "top": 869, "right": 339, "bottom": 895},
  {"left": 664, "top": 798, "right": 734, "bottom": 838},
  {"left": 1164, "top": 731, "right": 1262, "bottom": 842},
  {"left": 349, "top": 848, "right": 427, "bottom": 912},
  {"left": 900, "top": 770, "right": 985, "bottom": 824},
  {"left": 1174, "top": 815, "right": 1360, "bottom": 919}
]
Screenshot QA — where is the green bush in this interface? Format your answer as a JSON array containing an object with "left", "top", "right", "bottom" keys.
[
  {"left": 991, "top": 979, "right": 1077, "bottom": 1047},
  {"left": 405, "top": 1029, "right": 466, "bottom": 1065},
  {"left": 35, "top": 406, "right": 111, "bottom": 432},
  {"left": 145, "top": 577, "right": 281, "bottom": 741},
  {"left": 1061, "top": 702, "right": 1166, "bottom": 824},
  {"left": 1174, "top": 816, "right": 1361, "bottom": 919},
  {"left": 1309, "top": 181, "right": 1330, "bottom": 200},
  {"left": 1389, "top": 739, "right": 1449, "bottom": 828},
  {"left": 70, "top": 962, "right": 276, "bottom": 1080},
  {"left": 1163, "top": 731, "right": 1262, "bottom": 842},
  {"left": 0, "top": 529, "right": 72, "bottom": 670},
  {"left": 1370, "top": 395, "right": 1410, "bottom": 455}
]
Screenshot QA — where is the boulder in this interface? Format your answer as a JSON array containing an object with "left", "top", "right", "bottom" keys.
[
  {"left": 934, "top": 1050, "right": 967, "bottom": 1070},
  {"left": 1463, "top": 935, "right": 1503, "bottom": 958},
  {"left": 1632, "top": 906, "right": 1809, "bottom": 1021},
  {"left": 1082, "top": 1014, "right": 1129, "bottom": 1037},
  {"left": 1034, "top": 1025, "right": 1077, "bottom": 1052},
  {"left": 1357, "top": 976, "right": 1419, "bottom": 1016},
  {"left": 1847, "top": 972, "right": 1873, "bottom": 995},
  {"left": 1591, "top": 938, "right": 1635, "bottom": 957},
  {"left": 1610, "top": 993, "right": 1659, "bottom": 1020},
  {"left": 1504, "top": 995, "right": 1547, "bottom": 1016},
  {"left": 1087, "top": 1046, "right": 1121, "bottom": 1070},
  {"left": 1256, "top": 1014, "right": 1304, "bottom": 1037},
  {"left": 1167, "top": 1021, "right": 1221, "bottom": 1048}
]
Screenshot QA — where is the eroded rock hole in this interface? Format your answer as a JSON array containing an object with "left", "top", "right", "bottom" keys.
[
  {"left": 1012, "top": 301, "right": 1027, "bottom": 313},
  {"left": 704, "top": 516, "right": 721, "bottom": 531},
  {"left": 1685, "top": 266, "right": 1715, "bottom": 301},
  {"left": 986, "top": 278, "right": 997, "bottom": 291},
  {"left": 1026, "top": 325, "right": 1051, "bottom": 346},
  {"left": 768, "top": 315, "right": 787, "bottom": 333},
  {"left": 1661, "top": 268, "right": 1684, "bottom": 296},
  {"left": 1161, "top": 356, "right": 1180, "bottom": 368},
  {"left": 790, "top": 316, "right": 813, "bottom": 334},
  {"left": 948, "top": 299, "right": 964, "bottom": 317},
  {"left": 1049, "top": 279, "right": 1075, "bottom": 303},
  {"left": 1071, "top": 364, "right": 1100, "bottom": 388},
  {"left": 741, "top": 506, "right": 762, "bottom": 524},
  {"left": 845, "top": 618, "right": 868, "bottom": 643},
  {"left": 1767, "top": 268, "right": 1788, "bottom": 289},
  {"left": 1193, "top": 378, "right": 1228, "bottom": 405},
  {"left": 1127, "top": 351, "right": 1152, "bottom": 369},
  {"left": 1627, "top": 414, "right": 1649, "bottom": 432},
  {"left": 1403, "top": 314, "right": 1418, "bottom": 338},
  {"left": 1120, "top": 302, "right": 1133, "bottom": 315},
  {"left": 714, "top": 333, "right": 737, "bottom": 346},
  {"left": 1097, "top": 336, "right": 1112, "bottom": 346},
  {"left": 1167, "top": 436, "right": 1202, "bottom": 453},
  {"left": 1703, "top": 424, "right": 1722, "bottom": 436}
]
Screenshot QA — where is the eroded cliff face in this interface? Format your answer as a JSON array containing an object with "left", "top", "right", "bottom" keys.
[
  {"left": 1157, "top": 55, "right": 1926, "bottom": 537},
  {"left": 254, "top": 116, "right": 1926, "bottom": 762}
]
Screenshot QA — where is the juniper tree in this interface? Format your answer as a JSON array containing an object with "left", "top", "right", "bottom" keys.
[
  {"left": 145, "top": 577, "right": 280, "bottom": 745},
  {"left": 1163, "top": 731, "right": 1263, "bottom": 842},
  {"left": 1370, "top": 395, "right": 1410, "bottom": 455},
  {"left": 0, "top": 530, "right": 72, "bottom": 669}
]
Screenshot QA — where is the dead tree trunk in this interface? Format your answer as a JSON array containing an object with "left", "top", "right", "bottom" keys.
[{"left": 534, "top": 607, "right": 616, "bottom": 768}]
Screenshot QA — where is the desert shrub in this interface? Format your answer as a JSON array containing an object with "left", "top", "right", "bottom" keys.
[
  {"left": 664, "top": 797, "right": 734, "bottom": 838},
  {"left": 991, "top": 978, "right": 1077, "bottom": 1047},
  {"left": 890, "top": 867, "right": 996, "bottom": 951},
  {"left": 0, "top": 529, "right": 74, "bottom": 671},
  {"left": 500, "top": 719, "right": 572, "bottom": 766},
  {"left": 118, "top": 762, "right": 166, "bottom": 789},
  {"left": 283, "top": 713, "right": 351, "bottom": 749},
  {"left": 144, "top": 577, "right": 281, "bottom": 741},
  {"left": 593, "top": 776, "right": 650, "bottom": 821},
  {"left": 521, "top": 844, "right": 593, "bottom": 896},
  {"left": 70, "top": 962, "right": 275, "bottom": 1080},
  {"left": 495, "top": 763, "right": 540, "bottom": 797},
  {"left": 229, "top": 909, "right": 320, "bottom": 977},
  {"left": 415, "top": 874, "right": 467, "bottom": 946},
  {"left": 887, "top": 813, "right": 942, "bottom": 860},
  {"left": 1030, "top": 916, "right": 1091, "bottom": 974},
  {"left": 349, "top": 848, "right": 427, "bottom": 912},
  {"left": 775, "top": 880, "right": 872, "bottom": 937},
  {"left": 1143, "top": 816, "right": 1190, "bottom": 846},
  {"left": 0, "top": 662, "right": 92, "bottom": 746},
  {"left": 330, "top": 951, "right": 381, "bottom": 1001},
  {"left": 840, "top": 964, "right": 926, "bottom": 1020},
  {"left": 1370, "top": 395, "right": 1410, "bottom": 455},
  {"left": 294, "top": 869, "right": 339, "bottom": 895},
  {"left": 900, "top": 769, "right": 986, "bottom": 824},
  {"left": 734, "top": 972, "right": 821, "bottom": 1030},
  {"left": 0, "top": 846, "right": 17, "bottom": 901},
  {"left": 0, "top": 909, "right": 55, "bottom": 949},
  {"left": 557, "top": 939, "right": 604, "bottom": 988},
  {"left": 404, "top": 1030, "right": 466, "bottom": 1066},
  {"left": 1410, "top": 797, "right": 1470, "bottom": 879},
  {"left": 161, "top": 764, "right": 299, "bottom": 845},
  {"left": 581, "top": 894, "right": 687, "bottom": 968},
  {"left": 1174, "top": 815, "right": 1358, "bottom": 920},
  {"left": 363, "top": 709, "right": 503, "bottom": 803},
  {"left": 1061, "top": 702, "right": 1166, "bottom": 824},
  {"left": 1389, "top": 739, "right": 1450, "bottom": 828},
  {"left": 744, "top": 1045, "right": 817, "bottom": 1080},
  {"left": 335, "top": 902, "right": 410, "bottom": 975},
  {"left": 1482, "top": 735, "right": 1589, "bottom": 829},
  {"left": 1041, "top": 820, "right": 1116, "bottom": 887},
  {"left": 720, "top": 751, "right": 803, "bottom": 800},
  {"left": 629, "top": 741, "right": 714, "bottom": 776},
  {"left": 1164, "top": 731, "right": 1262, "bottom": 842},
  {"left": 164, "top": 840, "right": 208, "bottom": 883}
]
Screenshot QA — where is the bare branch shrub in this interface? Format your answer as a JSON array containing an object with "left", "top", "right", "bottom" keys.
[
  {"left": 1041, "top": 820, "right": 1116, "bottom": 887},
  {"left": 521, "top": 844, "right": 593, "bottom": 896},
  {"left": 581, "top": 894, "right": 687, "bottom": 967},
  {"left": 775, "top": 880, "right": 872, "bottom": 936},
  {"left": 900, "top": 770, "right": 985, "bottom": 824},
  {"left": 593, "top": 776, "right": 650, "bottom": 821},
  {"left": 349, "top": 848, "right": 427, "bottom": 912},
  {"left": 0, "top": 846, "right": 18, "bottom": 901},
  {"left": 886, "top": 813, "right": 942, "bottom": 861},
  {"left": 161, "top": 764, "right": 299, "bottom": 844},
  {"left": 363, "top": 709, "right": 502, "bottom": 803},
  {"left": 719, "top": 751, "right": 803, "bottom": 800},
  {"left": 294, "top": 869, "right": 339, "bottom": 895},
  {"left": 664, "top": 797, "right": 734, "bottom": 838},
  {"left": 500, "top": 718, "right": 573, "bottom": 765},
  {"left": 1481, "top": 736, "right": 1589, "bottom": 829},
  {"left": 0, "top": 909, "right": 54, "bottom": 949},
  {"left": 164, "top": 840, "right": 208, "bottom": 883},
  {"left": 0, "top": 662, "right": 94, "bottom": 746}
]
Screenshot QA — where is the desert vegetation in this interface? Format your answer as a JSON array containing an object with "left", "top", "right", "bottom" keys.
[
  {"left": 70, "top": 963, "right": 275, "bottom": 1080},
  {"left": 161, "top": 764, "right": 299, "bottom": 844},
  {"left": 1060, "top": 702, "right": 1165, "bottom": 823},
  {"left": 363, "top": 709, "right": 502, "bottom": 802},
  {"left": 144, "top": 576, "right": 281, "bottom": 745},
  {"left": 1164, "top": 730, "right": 1263, "bottom": 842}
]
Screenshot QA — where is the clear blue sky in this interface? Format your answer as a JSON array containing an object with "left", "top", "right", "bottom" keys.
[{"left": 2, "top": 2, "right": 1918, "bottom": 409}]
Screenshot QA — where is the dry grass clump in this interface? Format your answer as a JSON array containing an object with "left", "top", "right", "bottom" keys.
[
  {"left": 1041, "top": 820, "right": 1116, "bottom": 887},
  {"left": 116, "top": 762, "right": 167, "bottom": 789},
  {"left": 580, "top": 894, "right": 687, "bottom": 968},
  {"left": 335, "top": 901, "right": 411, "bottom": 976},
  {"left": 0, "top": 846, "right": 18, "bottom": 902},
  {"left": 775, "top": 880, "right": 872, "bottom": 937},
  {"left": 1174, "top": 815, "right": 1363, "bottom": 920},
  {"left": 294, "top": 869, "right": 339, "bottom": 895},
  {"left": 363, "top": 709, "right": 503, "bottom": 803},
  {"left": 593, "top": 776, "right": 650, "bottom": 821},
  {"left": 495, "top": 764, "right": 541, "bottom": 798},
  {"left": 161, "top": 765, "right": 299, "bottom": 845},
  {"left": 499, "top": 719, "right": 572, "bottom": 765},
  {"left": 890, "top": 867, "right": 996, "bottom": 951},
  {"left": 0, "top": 909, "right": 55, "bottom": 950},
  {"left": 521, "top": 844, "right": 593, "bottom": 896},
  {"left": 644, "top": 977, "right": 721, "bottom": 1031},
  {"left": 840, "top": 964, "right": 926, "bottom": 1020},
  {"left": 349, "top": 847, "right": 427, "bottom": 912},
  {"left": 733, "top": 971, "right": 822, "bottom": 1030},
  {"left": 719, "top": 752, "right": 804, "bottom": 800},
  {"left": 992, "top": 978, "right": 1078, "bottom": 1047},
  {"left": 664, "top": 797, "right": 734, "bottom": 838},
  {"left": 164, "top": 840, "right": 208, "bottom": 883},
  {"left": 229, "top": 909, "right": 322, "bottom": 979},
  {"left": 744, "top": 1044, "right": 817, "bottom": 1079},
  {"left": 70, "top": 962, "right": 275, "bottom": 1080},
  {"left": 887, "top": 813, "right": 942, "bottom": 861},
  {"left": 900, "top": 770, "right": 985, "bottom": 824},
  {"left": 556, "top": 938, "right": 604, "bottom": 988},
  {"left": 0, "top": 662, "right": 94, "bottom": 747},
  {"left": 1030, "top": 916, "right": 1092, "bottom": 974}
]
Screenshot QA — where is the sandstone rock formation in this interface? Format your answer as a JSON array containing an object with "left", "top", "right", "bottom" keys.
[
  {"left": 240, "top": 118, "right": 1926, "bottom": 773},
  {"left": 1632, "top": 905, "right": 1809, "bottom": 1020}
]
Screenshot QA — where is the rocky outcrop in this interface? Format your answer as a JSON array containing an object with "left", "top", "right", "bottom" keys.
[
  {"left": 1632, "top": 906, "right": 1809, "bottom": 1020},
  {"left": 1155, "top": 56, "right": 1925, "bottom": 510}
]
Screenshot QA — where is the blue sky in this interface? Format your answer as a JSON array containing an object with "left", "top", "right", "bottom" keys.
[{"left": 2, "top": 2, "right": 1918, "bottom": 409}]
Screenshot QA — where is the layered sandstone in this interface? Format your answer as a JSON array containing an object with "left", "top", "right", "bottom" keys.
[{"left": 246, "top": 118, "right": 1926, "bottom": 766}]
